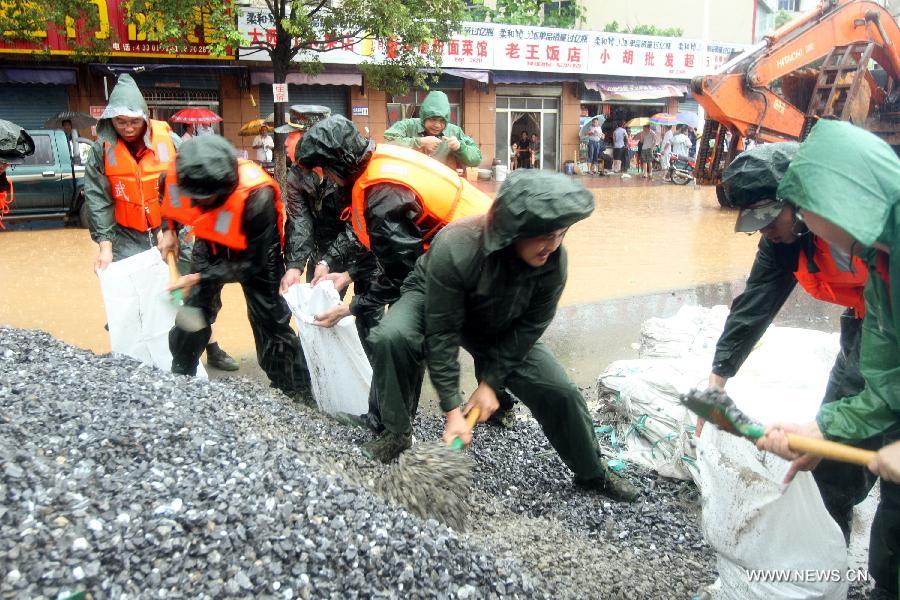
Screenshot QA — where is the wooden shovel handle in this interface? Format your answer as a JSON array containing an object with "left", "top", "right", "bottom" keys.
[
  {"left": 787, "top": 433, "right": 876, "bottom": 466},
  {"left": 465, "top": 407, "right": 481, "bottom": 430},
  {"left": 165, "top": 252, "right": 180, "bottom": 284}
]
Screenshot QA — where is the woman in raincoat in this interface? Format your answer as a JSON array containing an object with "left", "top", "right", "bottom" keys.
[{"left": 757, "top": 120, "right": 899, "bottom": 599}]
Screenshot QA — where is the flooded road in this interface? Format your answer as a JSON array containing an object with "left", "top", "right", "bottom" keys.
[{"left": 0, "top": 179, "right": 839, "bottom": 388}]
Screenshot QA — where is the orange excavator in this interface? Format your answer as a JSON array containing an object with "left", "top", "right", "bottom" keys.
[{"left": 692, "top": 0, "right": 900, "bottom": 201}]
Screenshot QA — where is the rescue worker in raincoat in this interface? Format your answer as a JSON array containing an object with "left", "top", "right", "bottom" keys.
[
  {"left": 277, "top": 107, "right": 356, "bottom": 295},
  {"left": 755, "top": 121, "right": 899, "bottom": 600},
  {"left": 0, "top": 119, "right": 35, "bottom": 227},
  {"left": 157, "top": 136, "right": 311, "bottom": 399},
  {"left": 295, "top": 116, "right": 494, "bottom": 431},
  {"left": 84, "top": 74, "right": 237, "bottom": 370},
  {"left": 710, "top": 142, "right": 874, "bottom": 541},
  {"left": 356, "top": 170, "right": 639, "bottom": 501},
  {"left": 383, "top": 91, "right": 482, "bottom": 170}
]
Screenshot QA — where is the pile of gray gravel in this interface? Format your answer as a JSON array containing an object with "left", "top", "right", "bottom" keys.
[{"left": 1, "top": 327, "right": 872, "bottom": 599}]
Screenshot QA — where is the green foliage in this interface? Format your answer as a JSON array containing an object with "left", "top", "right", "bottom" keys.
[
  {"left": 467, "top": 0, "right": 584, "bottom": 29},
  {"left": 0, "top": 0, "right": 106, "bottom": 58},
  {"left": 774, "top": 9, "right": 794, "bottom": 29},
  {"left": 602, "top": 20, "right": 683, "bottom": 37}
]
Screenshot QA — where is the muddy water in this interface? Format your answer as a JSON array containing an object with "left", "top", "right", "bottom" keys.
[{"left": 0, "top": 182, "right": 768, "bottom": 384}]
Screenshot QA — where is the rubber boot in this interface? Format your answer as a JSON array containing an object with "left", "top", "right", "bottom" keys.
[
  {"left": 360, "top": 431, "right": 412, "bottom": 463},
  {"left": 206, "top": 343, "right": 239, "bottom": 371},
  {"left": 574, "top": 460, "right": 640, "bottom": 502}
]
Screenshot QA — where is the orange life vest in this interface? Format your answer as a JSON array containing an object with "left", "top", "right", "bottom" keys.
[
  {"left": 160, "top": 159, "right": 284, "bottom": 250},
  {"left": 103, "top": 119, "right": 176, "bottom": 231},
  {"left": 794, "top": 235, "right": 868, "bottom": 317},
  {"left": 0, "top": 179, "right": 12, "bottom": 230},
  {"left": 286, "top": 131, "right": 302, "bottom": 164},
  {"left": 349, "top": 144, "right": 491, "bottom": 249}
]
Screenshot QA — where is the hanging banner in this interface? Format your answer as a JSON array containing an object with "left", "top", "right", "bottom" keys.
[
  {"left": 237, "top": 8, "right": 372, "bottom": 63},
  {"left": 491, "top": 25, "right": 589, "bottom": 73},
  {"left": 0, "top": 1, "right": 230, "bottom": 59},
  {"left": 588, "top": 33, "right": 704, "bottom": 79}
]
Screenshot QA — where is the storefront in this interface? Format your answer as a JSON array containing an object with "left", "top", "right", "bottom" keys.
[{"left": 0, "top": 68, "right": 76, "bottom": 129}]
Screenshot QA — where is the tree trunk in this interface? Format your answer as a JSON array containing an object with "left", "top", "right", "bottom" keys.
[{"left": 272, "top": 47, "right": 290, "bottom": 189}]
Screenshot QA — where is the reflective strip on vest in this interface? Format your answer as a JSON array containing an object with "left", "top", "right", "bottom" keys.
[
  {"left": 214, "top": 210, "right": 233, "bottom": 235},
  {"left": 829, "top": 244, "right": 854, "bottom": 273},
  {"left": 167, "top": 183, "right": 181, "bottom": 208}
]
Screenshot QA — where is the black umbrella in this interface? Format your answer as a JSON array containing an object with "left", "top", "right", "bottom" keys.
[{"left": 44, "top": 111, "right": 97, "bottom": 129}]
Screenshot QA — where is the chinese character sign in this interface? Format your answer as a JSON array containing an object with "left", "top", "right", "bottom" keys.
[
  {"left": 433, "top": 25, "right": 494, "bottom": 69},
  {"left": 237, "top": 8, "right": 370, "bottom": 64},
  {"left": 491, "top": 25, "right": 589, "bottom": 73},
  {"left": 0, "top": 0, "right": 229, "bottom": 59},
  {"left": 588, "top": 33, "right": 705, "bottom": 78},
  {"left": 272, "top": 83, "right": 289, "bottom": 103}
]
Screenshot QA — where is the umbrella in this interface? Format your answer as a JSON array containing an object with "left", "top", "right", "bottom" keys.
[
  {"left": 170, "top": 108, "right": 223, "bottom": 125},
  {"left": 44, "top": 111, "right": 97, "bottom": 129},
  {"left": 264, "top": 112, "right": 290, "bottom": 124},
  {"left": 626, "top": 117, "right": 649, "bottom": 128},
  {"left": 239, "top": 118, "right": 268, "bottom": 137},
  {"left": 649, "top": 113, "right": 678, "bottom": 126},
  {"left": 676, "top": 112, "right": 700, "bottom": 129},
  {"left": 579, "top": 115, "right": 606, "bottom": 138}
]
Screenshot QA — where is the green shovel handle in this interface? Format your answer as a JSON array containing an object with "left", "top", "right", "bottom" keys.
[{"left": 449, "top": 407, "right": 481, "bottom": 450}]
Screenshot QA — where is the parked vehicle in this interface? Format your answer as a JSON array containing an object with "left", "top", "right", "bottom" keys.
[
  {"left": 4, "top": 129, "right": 86, "bottom": 226},
  {"left": 668, "top": 156, "right": 695, "bottom": 185}
]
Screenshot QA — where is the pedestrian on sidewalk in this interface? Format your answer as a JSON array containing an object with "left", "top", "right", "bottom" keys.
[
  {"left": 612, "top": 122, "right": 627, "bottom": 173},
  {"left": 158, "top": 136, "right": 311, "bottom": 399},
  {"left": 637, "top": 124, "right": 657, "bottom": 179}
]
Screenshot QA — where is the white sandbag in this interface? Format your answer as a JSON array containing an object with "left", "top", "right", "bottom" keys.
[
  {"left": 96, "top": 248, "right": 206, "bottom": 378},
  {"left": 598, "top": 357, "right": 707, "bottom": 480},
  {"left": 639, "top": 304, "right": 729, "bottom": 360},
  {"left": 283, "top": 281, "right": 371, "bottom": 415},
  {"left": 698, "top": 426, "right": 848, "bottom": 600}
]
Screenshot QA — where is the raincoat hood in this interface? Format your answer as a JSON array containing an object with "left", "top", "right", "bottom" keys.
[
  {"left": 296, "top": 115, "right": 374, "bottom": 180},
  {"left": 722, "top": 141, "right": 799, "bottom": 208},
  {"left": 0, "top": 119, "right": 35, "bottom": 164},
  {"left": 778, "top": 119, "right": 900, "bottom": 336},
  {"left": 96, "top": 74, "right": 150, "bottom": 144},
  {"left": 419, "top": 91, "right": 451, "bottom": 122},
  {"left": 484, "top": 170, "right": 594, "bottom": 252},
  {"left": 175, "top": 136, "right": 239, "bottom": 199}
]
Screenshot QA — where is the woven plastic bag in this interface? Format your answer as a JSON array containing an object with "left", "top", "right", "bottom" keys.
[{"left": 283, "top": 281, "right": 371, "bottom": 415}]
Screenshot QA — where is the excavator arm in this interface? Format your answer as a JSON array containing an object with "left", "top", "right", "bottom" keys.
[{"left": 692, "top": 0, "right": 900, "bottom": 189}]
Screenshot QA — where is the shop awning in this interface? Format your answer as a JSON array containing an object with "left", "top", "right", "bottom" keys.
[
  {"left": 250, "top": 71, "right": 362, "bottom": 86},
  {"left": 0, "top": 68, "right": 76, "bottom": 85},
  {"left": 493, "top": 72, "right": 582, "bottom": 85},
  {"left": 584, "top": 80, "right": 688, "bottom": 101},
  {"left": 442, "top": 68, "right": 490, "bottom": 83}
]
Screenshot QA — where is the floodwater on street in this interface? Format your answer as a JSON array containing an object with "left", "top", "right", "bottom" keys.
[{"left": 0, "top": 178, "right": 842, "bottom": 390}]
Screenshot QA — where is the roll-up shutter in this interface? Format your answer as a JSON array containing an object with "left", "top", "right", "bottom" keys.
[
  {"left": 679, "top": 98, "right": 699, "bottom": 114},
  {"left": 259, "top": 84, "right": 348, "bottom": 119},
  {"left": 0, "top": 84, "right": 70, "bottom": 129}
]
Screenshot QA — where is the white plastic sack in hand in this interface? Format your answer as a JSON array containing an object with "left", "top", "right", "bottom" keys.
[
  {"left": 698, "top": 426, "right": 848, "bottom": 600},
  {"left": 97, "top": 248, "right": 206, "bottom": 378},
  {"left": 699, "top": 327, "right": 846, "bottom": 600},
  {"left": 283, "top": 281, "right": 371, "bottom": 415}
]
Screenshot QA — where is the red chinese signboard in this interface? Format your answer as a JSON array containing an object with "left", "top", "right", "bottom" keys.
[{"left": 0, "top": 1, "right": 231, "bottom": 59}]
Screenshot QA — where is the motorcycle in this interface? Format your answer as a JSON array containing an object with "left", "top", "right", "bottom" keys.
[{"left": 667, "top": 155, "right": 695, "bottom": 185}]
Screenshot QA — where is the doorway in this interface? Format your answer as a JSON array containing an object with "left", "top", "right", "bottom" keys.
[{"left": 495, "top": 96, "right": 559, "bottom": 170}]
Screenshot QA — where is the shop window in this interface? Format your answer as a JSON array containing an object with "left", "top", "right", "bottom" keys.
[
  {"left": 778, "top": 0, "right": 800, "bottom": 10},
  {"left": 387, "top": 89, "right": 461, "bottom": 126}
]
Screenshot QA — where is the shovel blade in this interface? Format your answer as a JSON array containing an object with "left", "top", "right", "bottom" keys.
[{"left": 175, "top": 305, "right": 207, "bottom": 333}]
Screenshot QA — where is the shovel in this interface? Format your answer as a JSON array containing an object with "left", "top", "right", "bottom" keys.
[
  {"left": 165, "top": 252, "right": 207, "bottom": 333},
  {"left": 375, "top": 407, "right": 481, "bottom": 531},
  {"left": 681, "top": 388, "right": 876, "bottom": 466}
]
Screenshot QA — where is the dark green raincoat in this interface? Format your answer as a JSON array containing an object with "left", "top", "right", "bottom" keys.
[
  {"left": 84, "top": 74, "right": 180, "bottom": 260},
  {"left": 367, "top": 170, "right": 608, "bottom": 480},
  {"left": 777, "top": 119, "right": 900, "bottom": 596},
  {"left": 383, "top": 91, "right": 482, "bottom": 169}
]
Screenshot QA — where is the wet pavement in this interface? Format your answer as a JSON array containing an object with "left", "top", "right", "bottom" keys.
[{"left": 0, "top": 176, "right": 842, "bottom": 392}]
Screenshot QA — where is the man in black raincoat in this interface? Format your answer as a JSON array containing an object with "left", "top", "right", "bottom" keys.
[
  {"left": 356, "top": 170, "right": 639, "bottom": 501},
  {"left": 157, "top": 136, "right": 310, "bottom": 399},
  {"left": 0, "top": 119, "right": 35, "bottom": 227},
  {"left": 710, "top": 142, "right": 877, "bottom": 542},
  {"left": 295, "top": 116, "right": 497, "bottom": 431}
]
